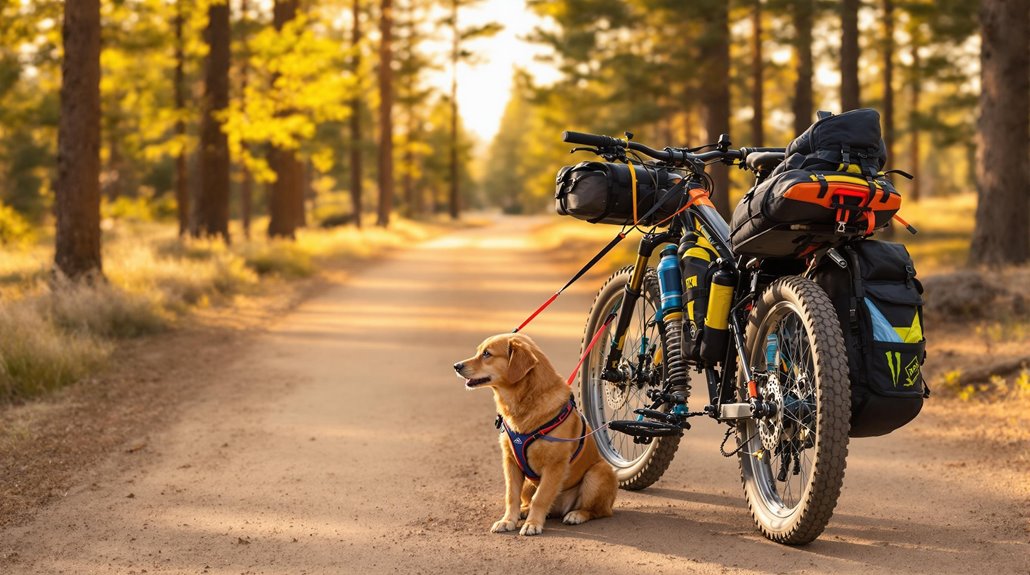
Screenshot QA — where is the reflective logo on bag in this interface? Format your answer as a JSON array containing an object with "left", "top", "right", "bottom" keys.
[{"left": 904, "top": 356, "right": 921, "bottom": 388}]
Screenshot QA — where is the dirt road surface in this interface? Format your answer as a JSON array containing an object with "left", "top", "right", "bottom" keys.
[{"left": 1, "top": 219, "right": 1027, "bottom": 574}]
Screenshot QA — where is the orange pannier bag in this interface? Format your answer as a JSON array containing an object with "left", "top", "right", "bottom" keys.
[{"left": 729, "top": 170, "right": 902, "bottom": 258}]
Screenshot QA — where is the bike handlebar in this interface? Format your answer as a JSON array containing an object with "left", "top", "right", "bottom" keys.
[{"left": 562, "top": 130, "right": 785, "bottom": 167}]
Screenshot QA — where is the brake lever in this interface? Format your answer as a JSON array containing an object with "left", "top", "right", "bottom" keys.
[{"left": 569, "top": 146, "right": 599, "bottom": 155}]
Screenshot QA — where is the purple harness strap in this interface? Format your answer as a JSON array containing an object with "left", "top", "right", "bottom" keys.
[{"left": 499, "top": 396, "right": 587, "bottom": 481}]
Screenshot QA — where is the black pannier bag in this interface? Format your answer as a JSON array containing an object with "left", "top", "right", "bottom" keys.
[
  {"left": 811, "top": 240, "right": 927, "bottom": 437},
  {"left": 731, "top": 109, "right": 901, "bottom": 258},
  {"left": 555, "top": 161, "right": 689, "bottom": 226}
]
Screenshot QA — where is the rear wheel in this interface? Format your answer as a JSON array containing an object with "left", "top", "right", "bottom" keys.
[
  {"left": 578, "top": 266, "right": 680, "bottom": 490},
  {"left": 737, "top": 276, "right": 850, "bottom": 544}
]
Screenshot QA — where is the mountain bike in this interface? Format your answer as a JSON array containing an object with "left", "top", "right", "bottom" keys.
[{"left": 564, "top": 130, "right": 850, "bottom": 545}]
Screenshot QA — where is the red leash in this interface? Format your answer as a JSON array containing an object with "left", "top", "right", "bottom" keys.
[
  {"left": 512, "top": 231, "right": 627, "bottom": 334},
  {"left": 565, "top": 312, "right": 617, "bottom": 386}
]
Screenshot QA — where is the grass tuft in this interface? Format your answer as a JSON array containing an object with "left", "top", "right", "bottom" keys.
[{"left": 0, "top": 304, "right": 111, "bottom": 402}]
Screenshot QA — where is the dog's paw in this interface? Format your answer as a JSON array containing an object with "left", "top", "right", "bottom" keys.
[
  {"left": 519, "top": 521, "right": 544, "bottom": 536},
  {"left": 562, "top": 510, "right": 589, "bottom": 525},
  {"left": 490, "top": 518, "right": 518, "bottom": 533}
]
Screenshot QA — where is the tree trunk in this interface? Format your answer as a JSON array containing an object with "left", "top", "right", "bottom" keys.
[
  {"left": 377, "top": 0, "right": 395, "bottom": 227},
  {"left": 750, "top": 0, "right": 764, "bottom": 147},
  {"left": 447, "top": 0, "right": 459, "bottom": 221},
  {"left": 792, "top": 0, "right": 814, "bottom": 134},
  {"left": 55, "top": 0, "right": 102, "bottom": 280},
  {"left": 882, "top": 0, "right": 895, "bottom": 166},
  {"left": 196, "top": 0, "right": 231, "bottom": 242},
  {"left": 969, "top": 0, "right": 1030, "bottom": 265},
  {"left": 700, "top": 0, "right": 731, "bottom": 219},
  {"left": 240, "top": 0, "right": 252, "bottom": 239},
  {"left": 174, "top": 1, "right": 189, "bottom": 237},
  {"left": 909, "top": 43, "right": 921, "bottom": 201},
  {"left": 840, "top": 0, "right": 861, "bottom": 111},
  {"left": 267, "top": 0, "right": 306, "bottom": 239},
  {"left": 349, "top": 0, "right": 363, "bottom": 228}
]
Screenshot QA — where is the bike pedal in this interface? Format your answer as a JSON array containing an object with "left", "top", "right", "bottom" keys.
[{"left": 608, "top": 419, "right": 684, "bottom": 438}]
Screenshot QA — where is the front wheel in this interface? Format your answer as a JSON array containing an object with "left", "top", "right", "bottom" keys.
[
  {"left": 578, "top": 266, "right": 680, "bottom": 490},
  {"left": 737, "top": 276, "right": 851, "bottom": 544}
]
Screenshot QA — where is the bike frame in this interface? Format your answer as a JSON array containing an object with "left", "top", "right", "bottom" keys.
[{"left": 602, "top": 186, "right": 763, "bottom": 423}]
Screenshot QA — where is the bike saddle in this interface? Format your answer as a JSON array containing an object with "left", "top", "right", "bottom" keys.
[{"left": 747, "top": 151, "right": 786, "bottom": 173}]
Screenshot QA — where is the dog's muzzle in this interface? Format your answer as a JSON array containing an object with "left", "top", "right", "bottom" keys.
[{"left": 454, "top": 362, "right": 491, "bottom": 389}]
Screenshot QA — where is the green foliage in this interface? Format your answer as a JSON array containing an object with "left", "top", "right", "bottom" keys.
[
  {"left": 223, "top": 13, "right": 355, "bottom": 183},
  {"left": 0, "top": 202, "right": 34, "bottom": 245}
]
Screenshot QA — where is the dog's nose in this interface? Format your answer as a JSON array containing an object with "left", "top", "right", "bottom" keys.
[{"left": 453, "top": 362, "right": 464, "bottom": 373}]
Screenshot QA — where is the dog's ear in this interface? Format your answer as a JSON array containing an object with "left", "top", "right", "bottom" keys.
[{"left": 507, "top": 338, "right": 538, "bottom": 383}]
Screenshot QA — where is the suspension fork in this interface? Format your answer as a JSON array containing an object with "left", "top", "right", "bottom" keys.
[{"left": 602, "top": 230, "right": 678, "bottom": 382}]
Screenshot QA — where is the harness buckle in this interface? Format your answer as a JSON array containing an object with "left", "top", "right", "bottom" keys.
[{"left": 836, "top": 221, "right": 847, "bottom": 234}]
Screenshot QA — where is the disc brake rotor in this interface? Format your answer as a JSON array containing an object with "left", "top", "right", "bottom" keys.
[{"left": 758, "top": 374, "right": 785, "bottom": 451}]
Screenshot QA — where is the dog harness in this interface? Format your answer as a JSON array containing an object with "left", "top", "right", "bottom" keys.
[{"left": 498, "top": 395, "right": 586, "bottom": 482}]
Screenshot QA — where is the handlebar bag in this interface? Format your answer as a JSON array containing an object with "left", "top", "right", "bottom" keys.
[
  {"left": 810, "top": 240, "right": 927, "bottom": 438},
  {"left": 555, "top": 161, "right": 687, "bottom": 226}
]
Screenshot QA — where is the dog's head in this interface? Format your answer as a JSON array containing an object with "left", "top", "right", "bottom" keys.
[{"left": 453, "top": 333, "right": 540, "bottom": 390}]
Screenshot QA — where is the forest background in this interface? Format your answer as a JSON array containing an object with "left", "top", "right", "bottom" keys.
[{"left": 0, "top": 0, "right": 1026, "bottom": 403}]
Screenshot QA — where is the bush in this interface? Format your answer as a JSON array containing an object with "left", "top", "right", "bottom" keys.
[
  {"left": 0, "top": 203, "right": 34, "bottom": 246},
  {"left": 41, "top": 279, "right": 167, "bottom": 339},
  {"left": 0, "top": 304, "right": 110, "bottom": 402},
  {"left": 242, "top": 242, "right": 315, "bottom": 278}
]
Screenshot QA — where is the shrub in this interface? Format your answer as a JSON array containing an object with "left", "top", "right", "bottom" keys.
[
  {"left": 0, "top": 203, "right": 34, "bottom": 246},
  {"left": 41, "top": 279, "right": 167, "bottom": 339},
  {"left": 0, "top": 304, "right": 110, "bottom": 402}
]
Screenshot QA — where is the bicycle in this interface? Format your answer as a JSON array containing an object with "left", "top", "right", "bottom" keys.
[{"left": 562, "top": 130, "right": 850, "bottom": 545}]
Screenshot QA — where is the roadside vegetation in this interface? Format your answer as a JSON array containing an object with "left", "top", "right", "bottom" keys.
[{"left": 0, "top": 208, "right": 443, "bottom": 403}]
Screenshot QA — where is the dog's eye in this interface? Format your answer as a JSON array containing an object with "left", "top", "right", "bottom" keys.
[{"left": 482, "top": 350, "right": 491, "bottom": 358}]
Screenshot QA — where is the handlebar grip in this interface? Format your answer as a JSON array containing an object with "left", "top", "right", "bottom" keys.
[{"left": 562, "top": 130, "right": 624, "bottom": 149}]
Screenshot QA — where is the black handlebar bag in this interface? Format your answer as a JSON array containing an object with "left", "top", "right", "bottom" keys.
[
  {"left": 555, "top": 161, "right": 688, "bottom": 226},
  {"left": 811, "top": 240, "right": 927, "bottom": 437}
]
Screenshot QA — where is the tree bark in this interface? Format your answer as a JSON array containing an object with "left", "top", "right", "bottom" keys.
[
  {"left": 174, "top": 1, "right": 189, "bottom": 237},
  {"left": 447, "top": 0, "right": 459, "bottom": 221},
  {"left": 55, "top": 0, "right": 103, "bottom": 280},
  {"left": 240, "top": 0, "right": 253, "bottom": 239},
  {"left": 750, "top": 0, "right": 764, "bottom": 147},
  {"left": 267, "top": 0, "right": 305, "bottom": 239},
  {"left": 882, "top": 0, "right": 895, "bottom": 166},
  {"left": 700, "top": 0, "right": 731, "bottom": 219},
  {"left": 197, "top": 0, "right": 231, "bottom": 242},
  {"left": 792, "top": 0, "right": 814, "bottom": 134},
  {"left": 377, "top": 0, "right": 395, "bottom": 227},
  {"left": 840, "top": 0, "right": 861, "bottom": 111},
  {"left": 970, "top": 0, "right": 1030, "bottom": 265},
  {"left": 909, "top": 43, "right": 921, "bottom": 200},
  {"left": 349, "top": 0, "right": 363, "bottom": 228}
]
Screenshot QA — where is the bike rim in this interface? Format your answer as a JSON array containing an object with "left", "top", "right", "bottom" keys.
[
  {"left": 744, "top": 301, "right": 819, "bottom": 516},
  {"left": 583, "top": 288, "right": 663, "bottom": 469}
]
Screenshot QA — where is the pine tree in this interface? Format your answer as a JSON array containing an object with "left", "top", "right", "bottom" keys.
[
  {"left": 268, "top": 0, "right": 306, "bottom": 239},
  {"left": 970, "top": 0, "right": 1030, "bottom": 265},
  {"left": 196, "top": 0, "right": 231, "bottom": 241},
  {"left": 377, "top": 0, "right": 395, "bottom": 227},
  {"left": 55, "top": 0, "right": 103, "bottom": 279},
  {"left": 840, "top": 0, "right": 861, "bottom": 111}
]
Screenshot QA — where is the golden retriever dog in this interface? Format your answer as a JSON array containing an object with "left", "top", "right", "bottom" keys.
[{"left": 453, "top": 333, "right": 617, "bottom": 536}]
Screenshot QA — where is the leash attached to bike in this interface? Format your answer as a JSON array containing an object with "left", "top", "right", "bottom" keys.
[{"left": 511, "top": 178, "right": 706, "bottom": 387}]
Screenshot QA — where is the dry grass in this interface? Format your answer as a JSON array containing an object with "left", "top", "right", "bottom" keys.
[{"left": 0, "top": 216, "right": 445, "bottom": 403}]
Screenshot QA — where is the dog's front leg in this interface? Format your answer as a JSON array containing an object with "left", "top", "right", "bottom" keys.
[
  {"left": 520, "top": 462, "right": 567, "bottom": 536},
  {"left": 491, "top": 447, "right": 524, "bottom": 533}
]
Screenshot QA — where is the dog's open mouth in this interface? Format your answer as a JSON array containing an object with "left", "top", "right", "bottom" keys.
[{"left": 464, "top": 376, "right": 491, "bottom": 389}]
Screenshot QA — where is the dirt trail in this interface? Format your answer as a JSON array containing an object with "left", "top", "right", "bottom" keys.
[{"left": 1, "top": 218, "right": 1027, "bottom": 574}]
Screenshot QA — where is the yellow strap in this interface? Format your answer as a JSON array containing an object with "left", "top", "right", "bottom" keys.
[{"left": 627, "top": 158, "right": 638, "bottom": 225}]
